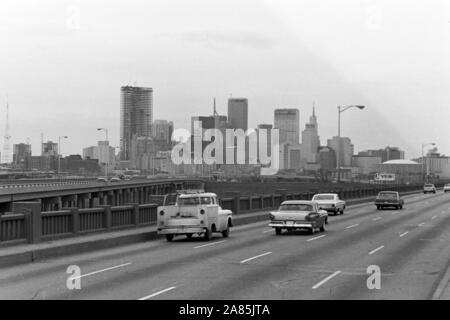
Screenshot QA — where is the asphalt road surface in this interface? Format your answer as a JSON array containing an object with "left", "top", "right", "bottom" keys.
[{"left": 1, "top": 191, "right": 450, "bottom": 300}]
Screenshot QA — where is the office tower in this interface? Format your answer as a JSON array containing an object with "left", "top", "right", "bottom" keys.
[
  {"left": 13, "top": 143, "right": 32, "bottom": 166},
  {"left": 228, "top": 98, "right": 248, "bottom": 131},
  {"left": 42, "top": 141, "right": 58, "bottom": 157},
  {"left": 301, "top": 107, "right": 320, "bottom": 163},
  {"left": 120, "top": 86, "right": 153, "bottom": 160},
  {"left": 274, "top": 108, "right": 299, "bottom": 145},
  {"left": 327, "top": 136, "right": 354, "bottom": 167},
  {"left": 152, "top": 120, "right": 174, "bottom": 145}
]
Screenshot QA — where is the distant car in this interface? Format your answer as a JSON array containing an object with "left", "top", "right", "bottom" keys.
[
  {"left": 312, "top": 193, "right": 346, "bottom": 215},
  {"left": 423, "top": 183, "right": 437, "bottom": 194},
  {"left": 269, "top": 200, "right": 328, "bottom": 235},
  {"left": 375, "top": 191, "right": 404, "bottom": 210},
  {"left": 97, "top": 177, "right": 108, "bottom": 182},
  {"left": 444, "top": 184, "right": 450, "bottom": 193},
  {"left": 110, "top": 176, "right": 121, "bottom": 182}
]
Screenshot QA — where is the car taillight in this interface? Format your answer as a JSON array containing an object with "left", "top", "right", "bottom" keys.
[
  {"left": 200, "top": 209, "right": 205, "bottom": 215},
  {"left": 159, "top": 210, "right": 165, "bottom": 216}
]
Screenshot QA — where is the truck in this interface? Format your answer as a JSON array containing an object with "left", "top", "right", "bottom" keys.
[{"left": 157, "top": 191, "right": 233, "bottom": 242}]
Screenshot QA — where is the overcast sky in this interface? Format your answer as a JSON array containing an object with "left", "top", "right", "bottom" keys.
[{"left": 0, "top": 0, "right": 449, "bottom": 159}]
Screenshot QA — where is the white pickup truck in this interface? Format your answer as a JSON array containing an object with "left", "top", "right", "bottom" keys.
[
  {"left": 157, "top": 192, "right": 233, "bottom": 242},
  {"left": 311, "top": 193, "right": 346, "bottom": 215}
]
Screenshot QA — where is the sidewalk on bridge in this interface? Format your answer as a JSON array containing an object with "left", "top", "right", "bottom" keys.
[{"left": 0, "top": 192, "right": 418, "bottom": 269}]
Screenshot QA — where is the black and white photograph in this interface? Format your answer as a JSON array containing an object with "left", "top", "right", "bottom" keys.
[{"left": 0, "top": 0, "right": 450, "bottom": 308}]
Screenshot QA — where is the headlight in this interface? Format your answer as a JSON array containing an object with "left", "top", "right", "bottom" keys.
[
  {"left": 269, "top": 214, "right": 275, "bottom": 220},
  {"left": 159, "top": 210, "right": 165, "bottom": 216},
  {"left": 200, "top": 209, "right": 205, "bottom": 215}
]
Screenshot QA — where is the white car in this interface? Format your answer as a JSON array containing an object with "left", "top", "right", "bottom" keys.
[
  {"left": 444, "top": 184, "right": 450, "bottom": 193},
  {"left": 312, "top": 193, "right": 346, "bottom": 215},
  {"left": 423, "top": 184, "right": 437, "bottom": 194},
  {"left": 157, "top": 192, "right": 233, "bottom": 242}
]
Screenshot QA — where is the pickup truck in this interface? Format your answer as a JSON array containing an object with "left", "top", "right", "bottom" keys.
[
  {"left": 311, "top": 193, "right": 346, "bottom": 215},
  {"left": 157, "top": 191, "right": 233, "bottom": 242}
]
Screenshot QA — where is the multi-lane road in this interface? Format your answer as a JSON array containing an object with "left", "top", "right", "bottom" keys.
[{"left": 1, "top": 191, "right": 450, "bottom": 300}]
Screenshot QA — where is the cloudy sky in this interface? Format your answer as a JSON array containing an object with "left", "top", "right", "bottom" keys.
[{"left": 0, "top": 0, "right": 449, "bottom": 158}]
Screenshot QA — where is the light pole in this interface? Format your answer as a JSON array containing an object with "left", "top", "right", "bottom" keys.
[
  {"left": 58, "top": 135, "right": 68, "bottom": 176},
  {"left": 337, "top": 105, "right": 365, "bottom": 183},
  {"left": 421, "top": 142, "right": 435, "bottom": 183},
  {"left": 97, "top": 128, "right": 109, "bottom": 177}
]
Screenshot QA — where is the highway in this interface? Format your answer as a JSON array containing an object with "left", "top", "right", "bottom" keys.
[{"left": 1, "top": 191, "right": 450, "bottom": 300}]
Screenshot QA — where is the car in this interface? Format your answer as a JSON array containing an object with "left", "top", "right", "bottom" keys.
[
  {"left": 97, "top": 177, "right": 108, "bottom": 182},
  {"left": 269, "top": 200, "right": 328, "bottom": 235},
  {"left": 444, "top": 183, "right": 450, "bottom": 193},
  {"left": 423, "top": 183, "right": 437, "bottom": 194},
  {"left": 157, "top": 191, "right": 233, "bottom": 242},
  {"left": 110, "top": 176, "right": 121, "bottom": 182},
  {"left": 312, "top": 193, "right": 346, "bottom": 215},
  {"left": 374, "top": 191, "right": 404, "bottom": 210}
]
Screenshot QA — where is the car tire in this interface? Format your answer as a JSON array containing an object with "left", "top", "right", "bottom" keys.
[
  {"left": 275, "top": 227, "right": 282, "bottom": 235},
  {"left": 320, "top": 223, "right": 325, "bottom": 232},
  {"left": 186, "top": 234, "right": 193, "bottom": 239},
  {"left": 222, "top": 226, "right": 230, "bottom": 238},
  {"left": 376, "top": 205, "right": 380, "bottom": 210},
  {"left": 340, "top": 209, "right": 344, "bottom": 215},
  {"left": 166, "top": 234, "right": 174, "bottom": 242},
  {"left": 310, "top": 227, "right": 315, "bottom": 235},
  {"left": 325, "top": 218, "right": 328, "bottom": 225},
  {"left": 204, "top": 228, "right": 212, "bottom": 241}
]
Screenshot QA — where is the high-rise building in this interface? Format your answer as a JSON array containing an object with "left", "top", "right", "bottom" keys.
[
  {"left": 13, "top": 143, "right": 32, "bottom": 166},
  {"left": 42, "top": 141, "right": 58, "bottom": 157},
  {"left": 358, "top": 146, "right": 405, "bottom": 163},
  {"left": 301, "top": 107, "right": 320, "bottom": 163},
  {"left": 228, "top": 98, "right": 248, "bottom": 131},
  {"left": 82, "top": 141, "right": 116, "bottom": 174},
  {"left": 152, "top": 120, "right": 174, "bottom": 145},
  {"left": 274, "top": 108, "right": 299, "bottom": 145},
  {"left": 327, "top": 136, "right": 354, "bottom": 167},
  {"left": 120, "top": 86, "right": 153, "bottom": 160}
]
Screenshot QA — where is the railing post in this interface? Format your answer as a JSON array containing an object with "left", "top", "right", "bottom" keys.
[
  {"left": 98, "top": 205, "right": 112, "bottom": 231},
  {"left": 70, "top": 208, "right": 79, "bottom": 235},
  {"left": 133, "top": 204, "right": 139, "bottom": 226},
  {"left": 12, "top": 201, "right": 41, "bottom": 244}
]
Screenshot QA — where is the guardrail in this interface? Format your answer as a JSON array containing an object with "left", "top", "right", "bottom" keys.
[
  {"left": 0, "top": 180, "right": 93, "bottom": 189},
  {"left": 0, "top": 183, "right": 427, "bottom": 245}
]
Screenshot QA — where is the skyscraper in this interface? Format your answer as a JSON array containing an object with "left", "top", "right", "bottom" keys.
[
  {"left": 301, "top": 107, "right": 320, "bottom": 163},
  {"left": 228, "top": 98, "right": 248, "bottom": 131},
  {"left": 13, "top": 143, "right": 32, "bottom": 166},
  {"left": 274, "top": 108, "right": 299, "bottom": 145},
  {"left": 120, "top": 86, "right": 153, "bottom": 160},
  {"left": 152, "top": 120, "right": 174, "bottom": 145},
  {"left": 327, "top": 136, "right": 354, "bottom": 167}
]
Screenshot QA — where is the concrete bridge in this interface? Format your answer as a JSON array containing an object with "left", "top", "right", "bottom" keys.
[{"left": 0, "top": 178, "right": 204, "bottom": 213}]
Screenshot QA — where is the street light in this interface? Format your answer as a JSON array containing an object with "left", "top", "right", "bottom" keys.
[
  {"left": 97, "top": 128, "right": 109, "bottom": 177},
  {"left": 58, "top": 135, "right": 68, "bottom": 176},
  {"left": 337, "top": 105, "right": 365, "bottom": 183},
  {"left": 421, "top": 142, "right": 435, "bottom": 182}
]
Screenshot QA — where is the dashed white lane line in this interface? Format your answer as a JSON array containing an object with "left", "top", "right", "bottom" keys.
[
  {"left": 307, "top": 235, "right": 326, "bottom": 242},
  {"left": 373, "top": 217, "right": 382, "bottom": 221},
  {"left": 400, "top": 231, "right": 409, "bottom": 237},
  {"left": 73, "top": 262, "right": 132, "bottom": 279},
  {"left": 418, "top": 222, "right": 425, "bottom": 227},
  {"left": 194, "top": 240, "right": 227, "bottom": 249},
  {"left": 240, "top": 252, "right": 272, "bottom": 264},
  {"left": 432, "top": 216, "right": 437, "bottom": 220},
  {"left": 138, "top": 286, "right": 177, "bottom": 300},
  {"left": 369, "top": 245, "right": 385, "bottom": 255},
  {"left": 263, "top": 229, "right": 273, "bottom": 233},
  {"left": 312, "top": 271, "right": 342, "bottom": 289},
  {"left": 345, "top": 223, "right": 360, "bottom": 229}
]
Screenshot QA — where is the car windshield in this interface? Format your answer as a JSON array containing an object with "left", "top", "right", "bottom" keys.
[
  {"left": 378, "top": 193, "right": 398, "bottom": 199},
  {"left": 424, "top": 184, "right": 434, "bottom": 187},
  {"left": 200, "top": 197, "right": 213, "bottom": 205},
  {"left": 313, "top": 195, "right": 335, "bottom": 200},
  {"left": 177, "top": 197, "right": 201, "bottom": 206},
  {"left": 280, "top": 204, "right": 313, "bottom": 211}
]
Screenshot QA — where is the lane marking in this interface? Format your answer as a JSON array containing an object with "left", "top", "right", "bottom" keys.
[
  {"left": 400, "top": 231, "right": 409, "bottom": 237},
  {"left": 369, "top": 245, "right": 385, "bottom": 255},
  {"left": 194, "top": 240, "right": 227, "bottom": 249},
  {"left": 345, "top": 223, "right": 359, "bottom": 229},
  {"left": 392, "top": 212, "right": 398, "bottom": 215},
  {"left": 263, "top": 229, "right": 273, "bottom": 233},
  {"left": 432, "top": 216, "right": 437, "bottom": 220},
  {"left": 312, "top": 271, "right": 342, "bottom": 289},
  {"left": 240, "top": 252, "right": 272, "bottom": 264},
  {"left": 307, "top": 235, "right": 326, "bottom": 242},
  {"left": 74, "top": 262, "right": 131, "bottom": 279},
  {"left": 372, "top": 217, "right": 382, "bottom": 221},
  {"left": 138, "top": 286, "right": 177, "bottom": 300},
  {"left": 418, "top": 222, "right": 425, "bottom": 227}
]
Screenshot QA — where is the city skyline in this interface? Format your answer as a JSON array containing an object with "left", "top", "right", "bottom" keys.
[{"left": 1, "top": 0, "right": 449, "bottom": 159}]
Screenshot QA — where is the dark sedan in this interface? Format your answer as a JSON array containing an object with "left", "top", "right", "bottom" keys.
[{"left": 375, "top": 191, "right": 404, "bottom": 210}]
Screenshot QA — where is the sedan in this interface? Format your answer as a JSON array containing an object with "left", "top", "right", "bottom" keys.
[
  {"left": 444, "top": 184, "right": 450, "bottom": 193},
  {"left": 269, "top": 200, "right": 328, "bottom": 235},
  {"left": 375, "top": 191, "right": 404, "bottom": 210}
]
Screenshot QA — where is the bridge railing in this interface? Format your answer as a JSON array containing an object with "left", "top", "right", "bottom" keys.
[{"left": 0, "top": 184, "right": 425, "bottom": 246}]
